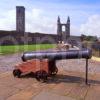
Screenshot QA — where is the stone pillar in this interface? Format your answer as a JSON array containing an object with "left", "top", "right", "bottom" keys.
[{"left": 16, "top": 6, "right": 25, "bottom": 32}]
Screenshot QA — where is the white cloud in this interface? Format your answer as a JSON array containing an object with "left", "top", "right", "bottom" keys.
[
  {"left": 0, "top": 10, "right": 16, "bottom": 30},
  {"left": 71, "top": 25, "right": 80, "bottom": 36},
  {"left": 80, "top": 15, "right": 100, "bottom": 36},
  {"left": 32, "top": 9, "right": 43, "bottom": 18},
  {"left": 26, "top": 8, "right": 56, "bottom": 34}
]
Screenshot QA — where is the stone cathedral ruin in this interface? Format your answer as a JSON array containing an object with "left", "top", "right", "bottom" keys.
[
  {"left": 57, "top": 16, "right": 70, "bottom": 42},
  {"left": 0, "top": 6, "right": 80, "bottom": 45}
]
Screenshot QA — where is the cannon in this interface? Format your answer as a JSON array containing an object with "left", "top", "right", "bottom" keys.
[
  {"left": 13, "top": 49, "right": 92, "bottom": 84},
  {"left": 22, "top": 49, "right": 92, "bottom": 61}
]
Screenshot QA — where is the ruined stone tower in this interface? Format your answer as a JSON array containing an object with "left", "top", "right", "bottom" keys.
[
  {"left": 16, "top": 6, "right": 25, "bottom": 32},
  {"left": 57, "top": 16, "right": 70, "bottom": 42}
]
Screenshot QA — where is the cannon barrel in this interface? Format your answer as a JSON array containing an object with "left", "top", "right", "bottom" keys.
[{"left": 22, "top": 49, "right": 92, "bottom": 62}]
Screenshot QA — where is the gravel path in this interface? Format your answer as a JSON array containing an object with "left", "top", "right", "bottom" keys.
[{"left": 0, "top": 53, "right": 22, "bottom": 72}]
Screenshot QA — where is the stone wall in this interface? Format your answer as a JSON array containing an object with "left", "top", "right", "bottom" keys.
[{"left": 0, "top": 31, "right": 58, "bottom": 45}]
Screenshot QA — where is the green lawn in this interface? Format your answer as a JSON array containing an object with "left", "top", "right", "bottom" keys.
[{"left": 0, "top": 44, "right": 56, "bottom": 55}]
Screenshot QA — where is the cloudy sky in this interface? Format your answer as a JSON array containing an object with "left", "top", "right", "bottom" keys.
[{"left": 0, "top": 0, "right": 100, "bottom": 36}]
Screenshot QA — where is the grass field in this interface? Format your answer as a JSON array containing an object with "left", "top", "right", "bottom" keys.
[{"left": 0, "top": 44, "right": 56, "bottom": 55}]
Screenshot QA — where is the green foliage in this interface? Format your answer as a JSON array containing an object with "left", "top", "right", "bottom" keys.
[
  {"left": 81, "top": 34, "right": 97, "bottom": 42},
  {"left": 0, "top": 44, "right": 55, "bottom": 55}
]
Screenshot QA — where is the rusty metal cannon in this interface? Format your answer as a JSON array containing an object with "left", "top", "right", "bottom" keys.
[{"left": 13, "top": 49, "right": 92, "bottom": 84}]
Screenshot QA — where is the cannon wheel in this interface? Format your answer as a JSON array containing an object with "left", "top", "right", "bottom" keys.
[
  {"left": 13, "top": 69, "right": 22, "bottom": 78},
  {"left": 35, "top": 70, "right": 48, "bottom": 82},
  {"left": 50, "top": 67, "right": 58, "bottom": 76}
]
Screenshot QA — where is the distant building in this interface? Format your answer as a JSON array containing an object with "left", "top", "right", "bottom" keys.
[
  {"left": 16, "top": 6, "right": 25, "bottom": 32},
  {"left": 57, "top": 16, "right": 70, "bottom": 42},
  {"left": 0, "top": 6, "right": 82, "bottom": 46}
]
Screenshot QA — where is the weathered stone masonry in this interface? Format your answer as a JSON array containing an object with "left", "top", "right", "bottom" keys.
[{"left": 0, "top": 6, "right": 71, "bottom": 45}]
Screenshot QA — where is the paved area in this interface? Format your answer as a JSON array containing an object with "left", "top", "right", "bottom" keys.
[{"left": 0, "top": 53, "right": 100, "bottom": 100}]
